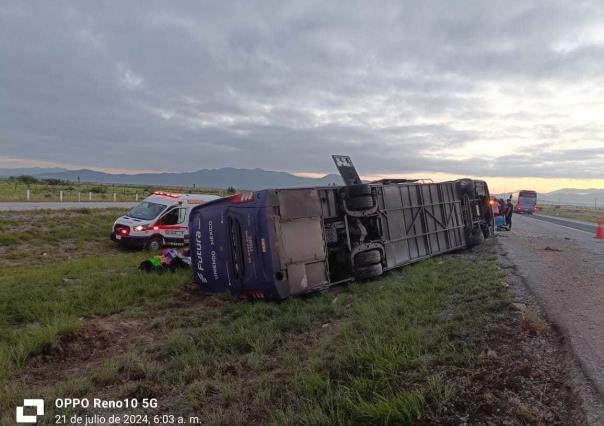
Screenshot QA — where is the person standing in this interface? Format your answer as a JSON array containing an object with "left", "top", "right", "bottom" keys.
[
  {"left": 491, "top": 197, "right": 500, "bottom": 216},
  {"left": 505, "top": 198, "right": 514, "bottom": 229}
]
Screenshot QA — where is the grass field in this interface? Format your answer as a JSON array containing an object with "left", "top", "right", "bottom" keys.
[
  {"left": 0, "top": 209, "right": 584, "bottom": 425},
  {"left": 538, "top": 204, "right": 604, "bottom": 224},
  {"left": 0, "top": 179, "right": 224, "bottom": 202},
  {"left": 0, "top": 208, "right": 127, "bottom": 267}
]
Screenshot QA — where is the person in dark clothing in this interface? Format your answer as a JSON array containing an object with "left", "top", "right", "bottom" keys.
[{"left": 505, "top": 199, "right": 514, "bottom": 229}]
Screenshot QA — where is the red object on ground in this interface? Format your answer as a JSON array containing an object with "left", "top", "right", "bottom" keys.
[{"left": 596, "top": 219, "right": 604, "bottom": 239}]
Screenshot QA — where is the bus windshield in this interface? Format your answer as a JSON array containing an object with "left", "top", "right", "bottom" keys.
[
  {"left": 127, "top": 201, "right": 168, "bottom": 220},
  {"left": 519, "top": 190, "right": 537, "bottom": 199},
  {"left": 515, "top": 190, "right": 537, "bottom": 213}
]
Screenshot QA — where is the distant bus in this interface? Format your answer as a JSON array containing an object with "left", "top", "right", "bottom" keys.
[{"left": 511, "top": 190, "right": 537, "bottom": 214}]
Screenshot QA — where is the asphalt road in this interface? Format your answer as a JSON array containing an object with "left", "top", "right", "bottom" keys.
[
  {"left": 498, "top": 214, "right": 604, "bottom": 401},
  {"left": 532, "top": 213, "right": 598, "bottom": 234},
  {"left": 0, "top": 202, "right": 136, "bottom": 210}
]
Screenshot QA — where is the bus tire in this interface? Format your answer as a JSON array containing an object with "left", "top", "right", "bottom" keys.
[
  {"left": 355, "top": 249, "right": 382, "bottom": 266},
  {"left": 347, "top": 184, "right": 372, "bottom": 197},
  {"left": 456, "top": 178, "right": 475, "bottom": 197},
  {"left": 482, "top": 224, "right": 491, "bottom": 239},
  {"left": 466, "top": 229, "right": 484, "bottom": 248},
  {"left": 146, "top": 236, "right": 163, "bottom": 251},
  {"left": 347, "top": 195, "right": 374, "bottom": 211},
  {"left": 355, "top": 263, "right": 383, "bottom": 280}
]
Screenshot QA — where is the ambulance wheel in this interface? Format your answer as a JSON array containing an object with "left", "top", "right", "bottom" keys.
[
  {"left": 146, "top": 237, "right": 163, "bottom": 251},
  {"left": 355, "top": 249, "right": 382, "bottom": 266},
  {"left": 347, "top": 195, "right": 374, "bottom": 211},
  {"left": 354, "top": 263, "right": 383, "bottom": 280}
]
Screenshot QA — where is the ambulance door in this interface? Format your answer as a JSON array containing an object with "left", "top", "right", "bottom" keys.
[{"left": 158, "top": 207, "right": 188, "bottom": 245}]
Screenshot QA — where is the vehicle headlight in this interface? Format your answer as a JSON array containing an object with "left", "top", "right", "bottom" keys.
[{"left": 133, "top": 225, "right": 144, "bottom": 231}]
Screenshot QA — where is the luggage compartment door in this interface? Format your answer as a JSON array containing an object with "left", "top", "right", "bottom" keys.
[{"left": 279, "top": 217, "right": 328, "bottom": 295}]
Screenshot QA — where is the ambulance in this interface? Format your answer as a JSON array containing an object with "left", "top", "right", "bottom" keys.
[{"left": 111, "top": 191, "right": 221, "bottom": 250}]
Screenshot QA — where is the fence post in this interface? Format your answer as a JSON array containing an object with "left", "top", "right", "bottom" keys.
[
  {"left": 89, "top": 192, "right": 92, "bottom": 201},
  {"left": 113, "top": 192, "right": 116, "bottom": 202},
  {"left": 78, "top": 192, "right": 81, "bottom": 202},
  {"left": 26, "top": 189, "right": 30, "bottom": 201},
  {"left": 135, "top": 193, "right": 139, "bottom": 201},
  {"left": 60, "top": 191, "right": 63, "bottom": 202}
]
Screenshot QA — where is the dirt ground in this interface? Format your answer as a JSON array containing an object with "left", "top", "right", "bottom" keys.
[{"left": 17, "top": 284, "right": 210, "bottom": 386}]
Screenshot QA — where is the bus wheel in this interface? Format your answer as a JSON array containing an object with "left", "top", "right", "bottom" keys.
[
  {"left": 146, "top": 237, "right": 163, "bottom": 251},
  {"left": 355, "top": 249, "right": 382, "bottom": 266},
  {"left": 347, "top": 183, "right": 372, "bottom": 197},
  {"left": 347, "top": 195, "right": 374, "bottom": 211},
  {"left": 345, "top": 184, "right": 374, "bottom": 211},
  {"left": 466, "top": 229, "right": 484, "bottom": 248},
  {"left": 355, "top": 263, "right": 383, "bottom": 280},
  {"left": 456, "top": 178, "right": 475, "bottom": 197}
]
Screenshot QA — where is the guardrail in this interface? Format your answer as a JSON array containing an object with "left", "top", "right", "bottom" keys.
[{"left": 5, "top": 189, "right": 228, "bottom": 202}]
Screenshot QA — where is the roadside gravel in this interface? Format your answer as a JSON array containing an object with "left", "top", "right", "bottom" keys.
[{"left": 497, "top": 214, "right": 604, "bottom": 424}]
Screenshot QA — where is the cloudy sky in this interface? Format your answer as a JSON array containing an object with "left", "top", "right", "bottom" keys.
[{"left": 1, "top": 1, "right": 603, "bottom": 192}]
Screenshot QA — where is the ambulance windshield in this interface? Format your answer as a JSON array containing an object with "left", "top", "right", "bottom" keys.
[{"left": 127, "top": 201, "right": 167, "bottom": 220}]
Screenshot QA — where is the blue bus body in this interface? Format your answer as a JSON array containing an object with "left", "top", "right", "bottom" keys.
[
  {"left": 189, "top": 178, "right": 493, "bottom": 300},
  {"left": 188, "top": 190, "right": 290, "bottom": 300}
]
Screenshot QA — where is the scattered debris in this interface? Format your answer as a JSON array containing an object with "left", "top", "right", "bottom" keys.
[
  {"left": 542, "top": 246, "right": 562, "bottom": 252},
  {"left": 139, "top": 248, "right": 190, "bottom": 273}
]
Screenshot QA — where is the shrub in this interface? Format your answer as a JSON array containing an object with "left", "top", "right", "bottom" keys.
[
  {"left": 42, "top": 178, "right": 66, "bottom": 185},
  {"left": 16, "top": 175, "right": 38, "bottom": 185},
  {"left": 89, "top": 186, "right": 107, "bottom": 194}
]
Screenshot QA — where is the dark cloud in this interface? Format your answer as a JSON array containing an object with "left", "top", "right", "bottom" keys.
[{"left": 1, "top": 0, "right": 603, "bottom": 179}]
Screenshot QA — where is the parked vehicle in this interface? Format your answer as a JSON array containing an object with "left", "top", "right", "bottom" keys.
[
  {"left": 511, "top": 190, "right": 538, "bottom": 214},
  {"left": 111, "top": 191, "right": 221, "bottom": 250},
  {"left": 189, "top": 156, "right": 493, "bottom": 300}
]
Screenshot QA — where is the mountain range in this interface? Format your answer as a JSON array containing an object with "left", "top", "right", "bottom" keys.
[
  {"left": 0, "top": 167, "right": 342, "bottom": 190},
  {"left": 492, "top": 188, "right": 604, "bottom": 206},
  {"left": 1, "top": 167, "right": 602, "bottom": 205},
  {"left": 536, "top": 188, "right": 604, "bottom": 206}
]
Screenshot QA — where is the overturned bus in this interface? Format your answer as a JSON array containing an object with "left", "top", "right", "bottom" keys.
[{"left": 189, "top": 156, "right": 493, "bottom": 300}]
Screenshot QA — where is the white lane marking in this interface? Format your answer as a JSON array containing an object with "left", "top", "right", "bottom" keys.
[{"left": 529, "top": 217, "right": 594, "bottom": 235}]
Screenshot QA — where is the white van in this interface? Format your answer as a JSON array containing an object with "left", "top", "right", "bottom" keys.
[{"left": 111, "top": 191, "right": 221, "bottom": 250}]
